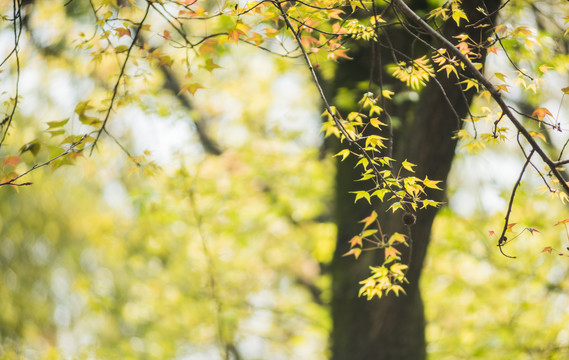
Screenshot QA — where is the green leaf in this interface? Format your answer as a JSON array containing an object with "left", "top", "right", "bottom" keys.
[
  {"left": 74, "top": 101, "right": 92, "bottom": 115},
  {"left": 79, "top": 115, "right": 102, "bottom": 127},
  {"left": 114, "top": 45, "right": 129, "bottom": 53},
  {"left": 334, "top": 149, "right": 350, "bottom": 161},
  {"left": 371, "top": 188, "right": 389, "bottom": 201},
  {"left": 361, "top": 229, "right": 378, "bottom": 238},
  {"left": 451, "top": 9, "right": 468, "bottom": 26},
  {"left": 46, "top": 119, "right": 69, "bottom": 129},
  {"left": 356, "top": 173, "right": 375, "bottom": 181},
  {"left": 369, "top": 105, "right": 382, "bottom": 116},
  {"left": 390, "top": 263, "right": 408, "bottom": 277},
  {"left": 389, "top": 202, "right": 404, "bottom": 213},
  {"left": 388, "top": 232, "right": 407, "bottom": 246},
  {"left": 365, "top": 135, "right": 387, "bottom": 149},
  {"left": 179, "top": 83, "right": 205, "bottom": 95},
  {"left": 47, "top": 130, "right": 65, "bottom": 137},
  {"left": 386, "top": 284, "right": 406, "bottom": 296},
  {"left": 421, "top": 199, "right": 442, "bottom": 209},
  {"left": 20, "top": 140, "right": 41, "bottom": 156},
  {"left": 402, "top": 159, "right": 416, "bottom": 173},
  {"left": 423, "top": 176, "right": 442, "bottom": 190},
  {"left": 355, "top": 158, "right": 369, "bottom": 170},
  {"left": 370, "top": 117, "right": 387, "bottom": 128},
  {"left": 200, "top": 58, "right": 222, "bottom": 72},
  {"left": 350, "top": 191, "right": 371, "bottom": 204}
]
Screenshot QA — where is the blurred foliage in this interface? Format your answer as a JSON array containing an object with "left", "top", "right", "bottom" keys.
[
  {"left": 0, "top": 111, "right": 335, "bottom": 359},
  {"left": 2, "top": 0, "right": 569, "bottom": 358},
  {"left": 423, "top": 164, "right": 569, "bottom": 359}
]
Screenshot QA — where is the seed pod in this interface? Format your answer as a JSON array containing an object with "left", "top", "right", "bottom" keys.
[{"left": 402, "top": 212, "right": 416, "bottom": 226}]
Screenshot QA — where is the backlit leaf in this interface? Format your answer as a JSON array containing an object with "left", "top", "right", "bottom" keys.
[
  {"left": 359, "top": 211, "right": 378, "bottom": 229},
  {"left": 402, "top": 159, "right": 416, "bottom": 173},
  {"left": 350, "top": 191, "right": 371, "bottom": 204},
  {"left": 542, "top": 246, "right": 553, "bottom": 254},
  {"left": 423, "top": 176, "right": 442, "bottom": 190},
  {"left": 343, "top": 247, "right": 362, "bottom": 259},
  {"left": 349, "top": 236, "right": 362, "bottom": 248},
  {"left": 3, "top": 155, "right": 21, "bottom": 167}
]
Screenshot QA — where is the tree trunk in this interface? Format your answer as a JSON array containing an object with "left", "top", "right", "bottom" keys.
[{"left": 330, "top": 2, "right": 501, "bottom": 359}]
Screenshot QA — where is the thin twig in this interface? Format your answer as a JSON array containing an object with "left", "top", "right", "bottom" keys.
[
  {"left": 392, "top": 0, "right": 569, "bottom": 197},
  {"left": 0, "top": 0, "right": 24, "bottom": 149},
  {"left": 90, "top": 1, "right": 151, "bottom": 155},
  {"left": 188, "top": 169, "right": 228, "bottom": 359},
  {"left": 274, "top": 0, "right": 412, "bottom": 212},
  {"left": 0, "top": 135, "right": 89, "bottom": 187},
  {"left": 497, "top": 148, "right": 535, "bottom": 258}
]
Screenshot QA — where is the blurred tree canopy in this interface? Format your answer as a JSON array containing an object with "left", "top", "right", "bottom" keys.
[{"left": 2, "top": 0, "right": 569, "bottom": 359}]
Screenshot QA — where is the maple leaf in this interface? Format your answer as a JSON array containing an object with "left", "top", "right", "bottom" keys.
[
  {"left": 531, "top": 108, "right": 553, "bottom": 126},
  {"left": 529, "top": 131, "right": 547, "bottom": 142},
  {"left": 343, "top": 248, "right": 362, "bottom": 259},
  {"left": 228, "top": 29, "right": 240, "bottom": 44},
  {"left": 384, "top": 246, "right": 401, "bottom": 260},
  {"left": 247, "top": 32, "right": 264, "bottom": 46},
  {"left": 359, "top": 211, "right": 378, "bottom": 229},
  {"left": 200, "top": 58, "right": 222, "bottom": 72},
  {"left": 496, "top": 84, "right": 510, "bottom": 93},
  {"left": 514, "top": 26, "right": 533, "bottom": 37},
  {"left": 423, "top": 176, "right": 442, "bottom": 190},
  {"left": 539, "top": 64, "right": 551, "bottom": 73},
  {"left": 542, "top": 246, "right": 553, "bottom": 254},
  {"left": 334, "top": 149, "right": 350, "bottom": 161},
  {"left": 349, "top": 236, "right": 362, "bottom": 248},
  {"left": 526, "top": 227, "right": 540, "bottom": 235},
  {"left": 402, "top": 159, "right": 416, "bottom": 173},
  {"left": 3, "top": 155, "right": 21, "bottom": 168},
  {"left": 451, "top": 9, "right": 468, "bottom": 26},
  {"left": 487, "top": 46, "right": 499, "bottom": 55},
  {"left": 178, "top": 83, "right": 204, "bottom": 95},
  {"left": 199, "top": 39, "right": 217, "bottom": 55},
  {"left": 115, "top": 27, "right": 131, "bottom": 38},
  {"left": 263, "top": 28, "right": 279, "bottom": 38}
]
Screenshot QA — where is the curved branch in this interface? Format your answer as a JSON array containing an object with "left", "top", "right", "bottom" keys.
[
  {"left": 0, "top": 135, "right": 89, "bottom": 187},
  {"left": 90, "top": 1, "right": 151, "bottom": 154},
  {"left": 392, "top": 0, "right": 569, "bottom": 196},
  {"left": 497, "top": 148, "right": 535, "bottom": 258}
]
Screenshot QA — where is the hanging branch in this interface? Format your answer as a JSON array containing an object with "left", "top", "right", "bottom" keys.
[
  {"left": 90, "top": 1, "right": 151, "bottom": 155},
  {"left": 496, "top": 149, "right": 535, "bottom": 258},
  {"left": 0, "top": 0, "right": 24, "bottom": 149},
  {"left": 0, "top": 135, "right": 89, "bottom": 187},
  {"left": 392, "top": 0, "right": 569, "bottom": 196},
  {"left": 272, "top": 0, "right": 414, "bottom": 213}
]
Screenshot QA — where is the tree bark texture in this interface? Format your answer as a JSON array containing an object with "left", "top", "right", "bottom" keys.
[{"left": 330, "top": 1, "right": 501, "bottom": 359}]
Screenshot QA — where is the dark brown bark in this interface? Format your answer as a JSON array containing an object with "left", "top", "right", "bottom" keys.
[{"left": 330, "top": 2, "right": 501, "bottom": 359}]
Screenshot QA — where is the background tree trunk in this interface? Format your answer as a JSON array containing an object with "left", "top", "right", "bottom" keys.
[{"left": 330, "top": 2, "right": 501, "bottom": 359}]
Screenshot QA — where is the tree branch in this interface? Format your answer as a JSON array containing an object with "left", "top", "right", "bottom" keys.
[
  {"left": 392, "top": 0, "right": 569, "bottom": 196},
  {"left": 0, "top": 135, "right": 88, "bottom": 187},
  {"left": 90, "top": 1, "right": 151, "bottom": 155},
  {"left": 159, "top": 65, "right": 223, "bottom": 155},
  {"left": 497, "top": 149, "right": 535, "bottom": 258}
]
